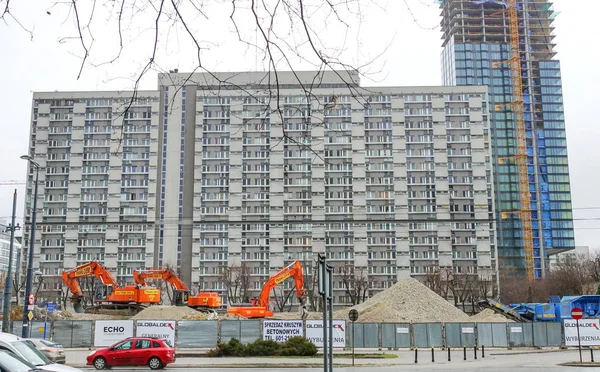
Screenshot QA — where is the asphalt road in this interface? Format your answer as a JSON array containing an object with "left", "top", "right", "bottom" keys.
[
  {"left": 69, "top": 349, "right": 599, "bottom": 371},
  {"left": 74, "top": 367, "right": 594, "bottom": 371}
]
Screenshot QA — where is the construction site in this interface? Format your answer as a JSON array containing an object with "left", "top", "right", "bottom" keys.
[{"left": 30, "top": 259, "right": 518, "bottom": 324}]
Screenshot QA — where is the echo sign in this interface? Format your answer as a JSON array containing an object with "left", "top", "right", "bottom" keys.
[
  {"left": 94, "top": 320, "right": 134, "bottom": 347},
  {"left": 262, "top": 320, "right": 303, "bottom": 342}
]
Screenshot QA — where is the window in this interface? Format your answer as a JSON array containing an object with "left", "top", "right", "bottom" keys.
[
  {"left": 114, "top": 340, "right": 133, "bottom": 350},
  {"left": 135, "top": 339, "right": 151, "bottom": 349},
  {"left": 152, "top": 341, "right": 161, "bottom": 348}
]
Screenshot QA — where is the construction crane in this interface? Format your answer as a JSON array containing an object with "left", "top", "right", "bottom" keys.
[
  {"left": 227, "top": 260, "right": 308, "bottom": 319},
  {"left": 0, "top": 180, "right": 26, "bottom": 186},
  {"left": 133, "top": 268, "right": 223, "bottom": 310},
  {"left": 490, "top": 0, "right": 535, "bottom": 280},
  {"left": 62, "top": 261, "right": 161, "bottom": 314},
  {"left": 506, "top": 0, "right": 534, "bottom": 281}
]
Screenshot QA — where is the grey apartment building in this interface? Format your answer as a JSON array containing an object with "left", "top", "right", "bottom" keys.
[{"left": 24, "top": 71, "right": 496, "bottom": 305}]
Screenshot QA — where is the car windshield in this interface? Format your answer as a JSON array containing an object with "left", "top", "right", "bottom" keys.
[
  {"left": 162, "top": 340, "right": 173, "bottom": 348},
  {"left": 0, "top": 350, "right": 41, "bottom": 372},
  {"left": 11, "top": 341, "right": 51, "bottom": 366}
]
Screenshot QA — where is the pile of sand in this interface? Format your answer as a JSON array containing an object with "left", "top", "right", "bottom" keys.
[
  {"left": 333, "top": 278, "right": 470, "bottom": 323},
  {"left": 69, "top": 312, "right": 127, "bottom": 320},
  {"left": 132, "top": 305, "right": 204, "bottom": 320},
  {"left": 469, "top": 309, "right": 513, "bottom": 323}
]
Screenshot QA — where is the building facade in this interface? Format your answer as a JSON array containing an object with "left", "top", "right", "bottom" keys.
[
  {"left": 25, "top": 71, "right": 497, "bottom": 305},
  {"left": 0, "top": 220, "right": 21, "bottom": 276},
  {"left": 440, "top": 0, "right": 575, "bottom": 277},
  {"left": 549, "top": 246, "right": 591, "bottom": 270}
]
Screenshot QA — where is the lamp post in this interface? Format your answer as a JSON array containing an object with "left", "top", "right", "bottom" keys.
[
  {"left": 2, "top": 189, "right": 20, "bottom": 332},
  {"left": 20, "top": 155, "right": 40, "bottom": 338}
]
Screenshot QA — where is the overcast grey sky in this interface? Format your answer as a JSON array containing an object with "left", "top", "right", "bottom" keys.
[{"left": 0, "top": 0, "right": 597, "bottom": 250}]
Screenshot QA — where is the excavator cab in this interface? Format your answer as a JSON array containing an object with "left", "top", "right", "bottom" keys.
[
  {"left": 173, "top": 290, "right": 190, "bottom": 306},
  {"left": 94, "top": 284, "right": 114, "bottom": 300}
]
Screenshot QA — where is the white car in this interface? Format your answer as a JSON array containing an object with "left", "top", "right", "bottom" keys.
[{"left": 0, "top": 333, "right": 81, "bottom": 372}]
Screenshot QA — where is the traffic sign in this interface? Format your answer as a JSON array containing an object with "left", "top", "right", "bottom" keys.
[
  {"left": 349, "top": 309, "right": 359, "bottom": 322},
  {"left": 572, "top": 307, "right": 584, "bottom": 320},
  {"left": 27, "top": 311, "right": 33, "bottom": 321},
  {"left": 28, "top": 294, "right": 35, "bottom": 306}
]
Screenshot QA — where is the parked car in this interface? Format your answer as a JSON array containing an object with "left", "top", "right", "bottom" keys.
[
  {"left": 87, "top": 337, "right": 176, "bottom": 370},
  {"left": 0, "top": 333, "right": 82, "bottom": 372},
  {"left": 0, "top": 349, "right": 46, "bottom": 372},
  {"left": 25, "top": 339, "right": 66, "bottom": 364}
]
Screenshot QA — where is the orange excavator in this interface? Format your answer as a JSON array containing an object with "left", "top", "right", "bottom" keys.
[
  {"left": 227, "top": 260, "right": 308, "bottom": 318},
  {"left": 133, "top": 269, "right": 222, "bottom": 310},
  {"left": 61, "top": 261, "right": 161, "bottom": 314}
]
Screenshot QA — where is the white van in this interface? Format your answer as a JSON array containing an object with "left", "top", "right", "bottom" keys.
[{"left": 0, "top": 333, "right": 81, "bottom": 372}]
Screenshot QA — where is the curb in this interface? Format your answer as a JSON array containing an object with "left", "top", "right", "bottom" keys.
[
  {"left": 67, "top": 363, "right": 396, "bottom": 369},
  {"left": 490, "top": 349, "right": 568, "bottom": 356},
  {"left": 560, "top": 362, "right": 600, "bottom": 368}
]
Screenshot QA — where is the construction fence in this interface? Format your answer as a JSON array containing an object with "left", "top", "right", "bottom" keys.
[{"left": 7, "top": 320, "right": 564, "bottom": 349}]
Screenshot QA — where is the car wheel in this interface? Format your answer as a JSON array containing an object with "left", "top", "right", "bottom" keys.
[
  {"left": 93, "top": 356, "right": 108, "bottom": 370},
  {"left": 148, "top": 356, "right": 162, "bottom": 370}
]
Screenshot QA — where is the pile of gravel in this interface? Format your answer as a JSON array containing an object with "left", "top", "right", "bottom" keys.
[
  {"left": 334, "top": 278, "right": 470, "bottom": 323},
  {"left": 132, "top": 305, "right": 202, "bottom": 320},
  {"left": 469, "top": 309, "right": 513, "bottom": 323}
]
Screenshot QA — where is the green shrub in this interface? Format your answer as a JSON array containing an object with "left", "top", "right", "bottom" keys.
[
  {"left": 280, "top": 336, "right": 318, "bottom": 356},
  {"left": 244, "top": 339, "right": 280, "bottom": 356},
  {"left": 207, "top": 337, "right": 317, "bottom": 357},
  {"left": 207, "top": 338, "right": 245, "bottom": 357}
]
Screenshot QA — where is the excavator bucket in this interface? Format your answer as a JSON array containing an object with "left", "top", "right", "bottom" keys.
[{"left": 71, "top": 297, "right": 85, "bottom": 313}]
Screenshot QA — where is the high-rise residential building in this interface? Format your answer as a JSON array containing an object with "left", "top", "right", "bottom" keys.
[
  {"left": 25, "top": 71, "right": 496, "bottom": 305},
  {"left": 440, "top": 0, "right": 574, "bottom": 278}
]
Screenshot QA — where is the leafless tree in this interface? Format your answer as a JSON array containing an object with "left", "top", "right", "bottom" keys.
[
  {"left": 272, "top": 285, "right": 296, "bottom": 313},
  {"left": 0, "top": 0, "right": 397, "bottom": 156},
  {"left": 548, "top": 255, "right": 597, "bottom": 296},
  {"left": 301, "top": 258, "right": 321, "bottom": 312},
  {"left": 425, "top": 268, "right": 454, "bottom": 301},
  {"left": 340, "top": 265, "right": 368, "bottom": 305},
  {"left": 221, "top": 264, "right": 251, "bottom": 304},
  {"left": 13, "top": 275, "right": 26, "bottom": 307}
]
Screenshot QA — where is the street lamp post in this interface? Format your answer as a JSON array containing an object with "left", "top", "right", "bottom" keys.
[
  {"left": 2, "top": 189, "right": 20, "bottom": 332},
  {"left": 21, "top": 155, "right": 40, "bottom": 338}
]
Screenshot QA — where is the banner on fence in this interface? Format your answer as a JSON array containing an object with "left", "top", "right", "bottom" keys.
[
  {"left": 564, "top": 319, "right": 600, "bottom": 346},
  {"left": 136, "top": 320, "right": 176, "bottom": 346},
  {"left": 262, "top": 320, "right": 303, "bottom": 342},
  {"left": 94, "top": 320, "right": 134, "bottom": 347},
  {"left": 305, "top": 320, "right": 346, "bottom": 347}
]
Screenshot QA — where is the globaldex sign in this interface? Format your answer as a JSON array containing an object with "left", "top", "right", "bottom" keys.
[
  {"left": 136, "top": 320, "right": 176, "bottom": 346},
  {"left": 564, "top": 319, "right": 600, "bottom": 346}
]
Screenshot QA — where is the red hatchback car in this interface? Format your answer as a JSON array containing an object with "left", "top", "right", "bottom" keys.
[{"left": 86, "top": 337, "right": 176, "bottom": 370}]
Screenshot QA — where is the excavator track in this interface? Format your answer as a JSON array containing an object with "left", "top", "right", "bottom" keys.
[{"left": 84, "top": 303, "right": 147, "bottom": 316}]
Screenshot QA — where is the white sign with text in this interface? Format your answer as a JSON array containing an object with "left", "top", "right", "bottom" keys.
[
  {"left": 305, "top": 320, "right": 346, "bottom": 347},
  {"left": 94, "top": 320, "right": 134, "bottom": 347},
  {"left": 135, "top": 320, "right": 176, "bottom": 346},
  {"left": 564, "top": 319, "right": 600, "bottom": 346},
  {"left": 262, "top": 320, "right": 304, "bottom": 342}
]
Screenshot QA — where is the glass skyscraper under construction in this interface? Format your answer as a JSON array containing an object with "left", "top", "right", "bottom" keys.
[{"left": 439, "top": 0, "right": 574, "bottom": 278}]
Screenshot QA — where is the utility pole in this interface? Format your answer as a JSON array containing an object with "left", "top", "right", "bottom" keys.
[
  {"left": 21, "top": 155, "right": 40, "bottom": 338},
  {"left": 318, "top": 254, "right": 327, "bottom": 372},
  {"left": 2, "top": 190, "right": 20, "bottom": 332}
]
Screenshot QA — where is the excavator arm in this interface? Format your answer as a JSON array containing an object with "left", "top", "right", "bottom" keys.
[
  {"left": 61, "top": 261, "right": 119, "bottom": 313},
  {"left": 133, "top": 269, "right": 189, "bottom": 290},
  {"left": 228, "top": 260, "right": 307, "bottom": 318},
  {"left": 133, "top": 269, "right": 191, "bottom": 306},
  {"left": 255, "top": 260, "right": 307, "bottom": 309}
]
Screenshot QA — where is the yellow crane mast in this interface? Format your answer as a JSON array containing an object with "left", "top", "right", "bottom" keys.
[{"left": 506, "top": 0, "right": 535, "bottom": 280}]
